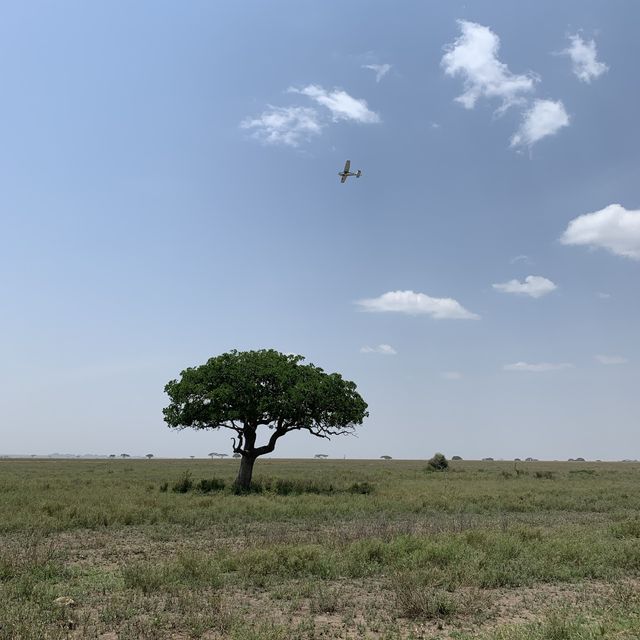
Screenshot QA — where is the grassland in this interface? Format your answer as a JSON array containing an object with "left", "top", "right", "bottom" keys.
[{"left": 1, "top": 458, "right": 639, "bottom": 639}]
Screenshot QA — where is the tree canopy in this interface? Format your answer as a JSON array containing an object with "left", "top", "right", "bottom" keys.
[{"left": 163, "top": 349, "right": 368, "bottom": 489}]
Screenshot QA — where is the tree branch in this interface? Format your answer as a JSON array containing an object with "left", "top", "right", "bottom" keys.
[{"left": 252, "top": 426, "right": 287, "bottom": 457}]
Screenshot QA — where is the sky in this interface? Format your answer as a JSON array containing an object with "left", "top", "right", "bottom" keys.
[{"left": 0, "top": 1, "right": 638, "bottom": 460}]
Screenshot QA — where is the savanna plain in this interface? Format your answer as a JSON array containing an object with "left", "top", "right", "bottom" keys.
[{"left": 1, "top": 458, "right": 640, "bottom": 639}]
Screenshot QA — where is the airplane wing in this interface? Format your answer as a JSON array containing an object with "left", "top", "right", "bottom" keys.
[
  {"left": 343, "top": 160, "right": 351, "bottom": 173},
  {"left": 341, "top": 174, "right": 347, "bottom": 183}
]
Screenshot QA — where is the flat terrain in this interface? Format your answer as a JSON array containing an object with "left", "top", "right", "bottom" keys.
[{"left": 1, "top": 458, "right": 639, "bottom": 639}]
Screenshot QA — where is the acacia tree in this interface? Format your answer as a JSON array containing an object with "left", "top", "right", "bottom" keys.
[{"left": 163, "top": 349, "right": 368, "bottom": 491}]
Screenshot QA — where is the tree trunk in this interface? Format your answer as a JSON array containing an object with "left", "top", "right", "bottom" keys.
[{"left": 234, "top": 455, "right": 256, "bottom": 492}]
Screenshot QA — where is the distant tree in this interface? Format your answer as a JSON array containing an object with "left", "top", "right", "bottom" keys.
[
  {"left": 163, "top": 349, "right": 367, "bottom": 491},
  {"left": 109, "top": 454, "right": 116, "bottom": 459},
  {"left": 380, "top": 455, "right": 392, "bottom": 460},
  {"left": 190, "top": 455, "right": 195, "bottom": 459},
  {"left": 120, "top": 453, "right": 130, "bottom": 459},
  {"left": 427, "top": 452, "right": 449, "bottom": 471},
  {"left": 514, "top": 458, "right": 521, "bottom": 461},
  {"left": 232, "top": 453, "right": 241, "bottom": 459},
  {"left": 208, "top": 452, "right": 218, "bottom": 460},
  {"left": 314, "top": 454, "right": 329, "bottom": 459},
  {"left": 525, "top": 457, "right": 536, "bottom": 462},
  {"left": 451, "top": 455, "right": 462, "bottom": 461},
  {"left": 575, "top": 457, "right": 585, "bottom": 462},
  {"left": 146, "top": 454, "right": 154, "bottom": 460},
  {"left": 482, "top": 457, "right": 494, "bottom": 461}
]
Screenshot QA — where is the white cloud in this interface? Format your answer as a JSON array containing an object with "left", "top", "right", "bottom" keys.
[
  {"left": 441, "top": 20, "right": 537, "bottom": 111},
  {"left": 442, "top": 371, "right": 462, "bottom": 380},
  {"left": 511, "top": 99, "right": 570, "bottom": 147},
  {"left": 561, "top": 34, "right": 608, "bottom": 83},
  {"left": 504, "top": 362, "right": 574, "bottom": 372},
  {"left": 240, "top": 106, "right": 322, "bottom": 146},
  {"left": 362, "top": 63, "right": 391, "bottom": 82},
  {"left": 595, "top": 355, "right": 628, "bottom": 365},
  {"left": 290, "top": 85, "right": 380, "bottom": 123},
  {"left": 560, "top": 204, "right": 640, "bottom": 260},
  {"left": 596, "top": 292, "right": 611, "bottom": 299},
  {"left": 492, "top": 275, "right": 557, "bottom": 298},
  {"left": 356, "top": 290, "right": 479, "bottom": 320},
  {"left": 360, "top": 344, "right": 397, "bottom": 355}
]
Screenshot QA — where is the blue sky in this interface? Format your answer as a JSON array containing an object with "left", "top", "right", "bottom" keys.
[{"left": 1, "top": 1, "right": 638, "bottom": 459}]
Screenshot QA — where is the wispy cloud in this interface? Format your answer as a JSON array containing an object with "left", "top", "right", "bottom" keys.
[
  {"left": 290, "top": 85, "right": 380, "bottom": 123},
  {"left": 595, "top": 355, "right": 628, "bottom": 365},
  {"left": 441, "top": 371, "right": 462, "bottom": 380},
  {"left": 560, "top": 204, "right": 640, "bottom": 260},
  {"left": 561, "top": 34, "right": 608, "bottom": 83},
  {"left": 511, "top": 99, "right": 570, "bottom": 148},
  {"left": 240, "top": 106, "right": 322, "bottom": 147},
  {"left": 510, "top": 255, "right": 532, "bottom": 265},
  {"left": 492, "top": 275, "right": 557, "bottom": 298},
  {"left": 504, "top": 362, "right": 574, "bottom": 372},
  {"left": 362, "top": 63, "right": 392, "bottom": 83},
  {"left": 441, "top": 20, "right": 537, "bottom": 111},
  {"left": 360, "top": 344, "right": 397, "bottom": 355},
  {"left": 356, "top": 290, "right": 479, "bottom": 320}
]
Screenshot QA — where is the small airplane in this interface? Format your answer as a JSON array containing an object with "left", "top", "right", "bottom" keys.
[{"left": 338, "top": 160, "right": 362, "bottom": 183}]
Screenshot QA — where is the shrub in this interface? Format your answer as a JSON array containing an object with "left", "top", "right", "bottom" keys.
[
  {"left": 245, "top": 477, "right": 338, "bottom": 495},
  {"left": 196, "top": 478, "right": 226, "bottom": 493},
  {"left": 172, "top": 471, "right": 194, "bottom": 493},
  {"left": 427, "top": 453, "right": 449, "bottom": 471},
  {"left": 390, "top": 572, "right": 458, "bottom": 620},
  {"left": 159, "top": 481, "right": 169, "bottom": 492},
  {"left": 348, "top": 481, "right": 374, "bottom": 494},
  {"left": 451, "top": 455, "right": 462, "bottom": 460},
  {"left": 534, "top": 471, "right": 555, "bottom": 480}
]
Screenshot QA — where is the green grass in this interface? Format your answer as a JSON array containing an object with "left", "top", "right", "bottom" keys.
[{"left": 1, "top": 458, "right": 640, "bottom": 638}]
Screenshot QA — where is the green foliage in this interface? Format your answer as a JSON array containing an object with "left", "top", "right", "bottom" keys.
[
  {"left": 171, "top": 470, "right": 193, "bottom": 493},
  {"left": 196, "top": 477, "right": 226, "bottom": 493},
  {"left": 347, "top": 481, "right": 374, "bottom": 494},
  {"left": 427, "top": 452, "right": 449, "bottom": 471},
  {"left": 163, "top": 349, "right": 368, "bottom": 455}
]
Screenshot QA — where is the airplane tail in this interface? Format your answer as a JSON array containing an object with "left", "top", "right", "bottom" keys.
[{"left": 356, "top": 170, "right": 362, "bottom": 178}]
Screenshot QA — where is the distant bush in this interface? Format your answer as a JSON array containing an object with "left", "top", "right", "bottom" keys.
[
  {"left": 534, "top": 471, "right": 555, "bottom": 480},
  {"left": 451, "top": 455, "right": 462, "bottom": 461},
  {"left": 482, "top": 457, "right": 494, "bottom": 461},
  {"left": 159, "top": 481, "right": 169, "bottom": 492},
  {"left": 172, "top": 471, "right": 194, "bottom": 493},
  {"left": 196, "top": 478, "right": 226, "bottom": 493},
  {"left": 427, "top": 453, "right": 449, "bottom": 471},
  {"left": 249, "top": 477, "right": 338, "bottom": 495},
  {"left": 348, "top": 481, "right": 374, "bottom": 494}
]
